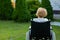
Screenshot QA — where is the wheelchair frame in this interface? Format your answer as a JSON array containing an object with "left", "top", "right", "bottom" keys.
[{"left": 30, "top": 21, "right": 51, "bottom": 40}]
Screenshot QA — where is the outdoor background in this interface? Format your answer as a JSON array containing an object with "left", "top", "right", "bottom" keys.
[{"left": 0, "top": 0, "right": 60, "bottom": 40}]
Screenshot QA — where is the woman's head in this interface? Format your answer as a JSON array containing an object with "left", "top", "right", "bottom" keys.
[{"left": 36, "top": 7, "right": 47, "bottom": 18}]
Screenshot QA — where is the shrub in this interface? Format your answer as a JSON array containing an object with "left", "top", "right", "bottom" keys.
[
  {"left": 0, "top": 0, "right": 13, "bottom": 20},
  {"left": 12, "top": 0, "right": 31, "bottom": 22},
  {"left": 27, "top": 0, "right": 41, "bottom": 18},
  {"left": 41, "top": 0, "right": 53, "bottom": 20}
]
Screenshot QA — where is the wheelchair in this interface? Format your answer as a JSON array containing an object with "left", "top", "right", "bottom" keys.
[{"left": 26, "top": 21, "right": 56, "bottom": 40}]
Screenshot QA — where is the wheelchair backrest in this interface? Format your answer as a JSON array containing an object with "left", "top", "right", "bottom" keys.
[{"left": 31, "top": 21, "right": 50, "bottom": 38}]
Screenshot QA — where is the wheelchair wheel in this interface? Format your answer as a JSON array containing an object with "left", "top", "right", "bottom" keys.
[{"left": 26, "top": 30, "right": 56, "bottom": 40}]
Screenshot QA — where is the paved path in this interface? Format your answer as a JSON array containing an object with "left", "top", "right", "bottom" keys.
[
  {"left": 53, "top": 14, "right": 60, "bottom": 19},
  {"left": 51, "top": 21, "right": 60, "bottom": 26}
]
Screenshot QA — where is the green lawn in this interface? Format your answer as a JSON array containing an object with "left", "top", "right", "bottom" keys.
[
  {"left": 0, "top": 20, "right": 60, "bottom": 40},
  {"left": 0, "top": 20, "right": 30, "bottom": 40},
  {"left": 52, "top": 26, "right": 60, "bottom": 40}
]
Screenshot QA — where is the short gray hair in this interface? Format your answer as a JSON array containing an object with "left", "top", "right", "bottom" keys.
[{"left": 36, "top": 7, "right": 47, "bottom": 18}]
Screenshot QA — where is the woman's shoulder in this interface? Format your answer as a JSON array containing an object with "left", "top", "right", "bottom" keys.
[
  {"left": 33, "top": 18, "right": 48, "bottom": 20},
  {"left": 44, "top": 18, "right": 48, "bottom": 21},
  {"left": 32, "top": 18, "right": 48, "bottom": 22}
]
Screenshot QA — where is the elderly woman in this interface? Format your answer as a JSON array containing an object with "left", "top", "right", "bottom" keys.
[
  {"left": 33, "top": 7, "right": 48, "bottom": 22},
  {"left": 26, "top": 7, "right": 56, "bottom": 40}
]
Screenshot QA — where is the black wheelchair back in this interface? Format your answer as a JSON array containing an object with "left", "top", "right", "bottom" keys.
[{"left": 30, "top": 21, "right": 51, "bottom": 40}]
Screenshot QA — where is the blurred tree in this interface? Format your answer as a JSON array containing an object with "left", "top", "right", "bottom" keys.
[
  {"left": 0, "top": 0, "right": 13, "bottom": 20},
  {"left": 12, "top": 0, "right": 31, "bottom": 22},
  {"left": 41, "top": 0, "right": 53, "bottom": 20},
  {"left": 27, "top": 0, "right": 41, "bottom": 18}
]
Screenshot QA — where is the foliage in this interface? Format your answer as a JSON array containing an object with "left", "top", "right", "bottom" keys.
[
  {"left": 0, "top": 0, "right": 53, "bottom": 22},
  {"left": 12, "top": 0, "right": 31, "bottom": 22},
  {"left": 41, "top": 0, "right": 53, "bottom": 20},
  {"left": 26, "top": 0, "right": 53, "bottom": 20},
  {"left": 27, "top": 0, "right": 41, "bottom": 18},
  {"left": 0, "top": 0, "right": 13, "bottom": 20}
]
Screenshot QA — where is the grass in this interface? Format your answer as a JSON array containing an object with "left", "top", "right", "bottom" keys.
[
  {"left": 0, "top": 20, "right": 30, "bottom": 40},
  {"left": 52, "top": 26, "right": 60, "bottom": 40},
  {"left": 0, "top": 20, "right": 60, "bottom": 40}
]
